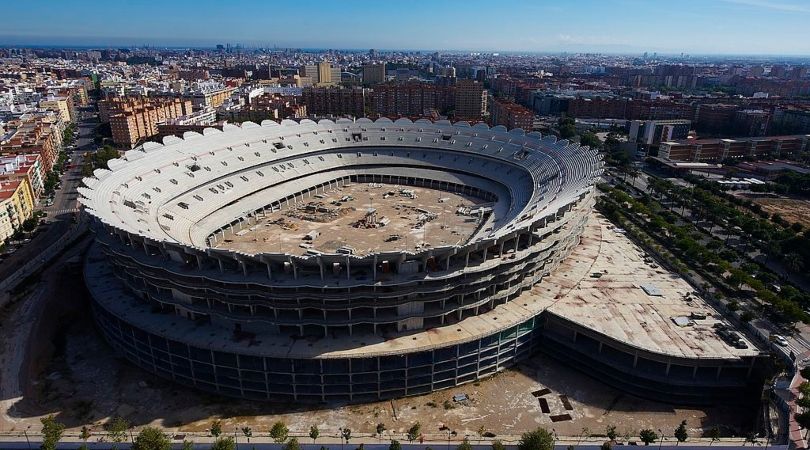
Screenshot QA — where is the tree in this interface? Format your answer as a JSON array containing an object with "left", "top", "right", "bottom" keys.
[
  {"left": 784, "top": 252, "right": 805, "bottom": 273},
  {"left": 210, "top": 437, "right": 236, "bottom": 450},
  {"left": 376, "top": 423, "right": 387, "bottom": 436},
  {"left": 518, "top": 427, "right": 555, "bottom": 450},
  {"left": 270, "top": 421, "right": 289, "bottom": 443},
  {"left": 106, "top": 416, "right": 130, "bottom": 449},
  {"left": 182, "top": 440, "right": 194, "bottom": 450},
  {"left": 389, "top": 440, "right": 402, "bottom": 450},
  {"left": 80, "top": 426, "right": 91, "bottom": 444},
  {"left": 639, "top": 429, "right": 658, "bottom": 446},
  {"left": 40, "top": 415, "right": 65, "bottom": 450},
  {"left": 579, "top": 131, "right": 601, "bottom": 149},
  {"left": 407, "top": 422, "right": 421, "bottom": 442},
  {"left": 606, "top": 425, "right": 618, "bottom": 442},
  {"left": 210, "top": 420, "right": 222, "bottom": 437},
  {"left": 707, "top": 427, "right": 720, "bottom": 445},
  {"left": 796, "top": 411, "right": 810, "bottom": 436},
  {"left": 674, "top": 421, "right": 688, "bottom": 444},
  {"left": 801, "top": 367, "right": 810, "bottom": 380},
  {"left": 341, "top": 427, "right": 352, "bottom": 446},
  {"left": 492, "top": 440, "right": 505, "bottom": 450},
  {"left": 242, "top": 426, "right": 253, "bottom": 443},
  {"left": 284, "top": 437, "right": 301, "bottom": 450},
  {"left": 133, "top": 426, "right": 171, "bottom": 450},
  {"left": 457, "top": 438, "right": 473, "bottom": 450},
  {"left": 601, "top": 442, "right": 613, "bottom": 450},
  {"left": 310, "top": 425, "right": 320, "bottom": 442}
]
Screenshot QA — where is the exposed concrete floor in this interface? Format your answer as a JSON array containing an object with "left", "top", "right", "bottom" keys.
[{"left": 215, "top": 183, "right": 486, "bottom": 256}]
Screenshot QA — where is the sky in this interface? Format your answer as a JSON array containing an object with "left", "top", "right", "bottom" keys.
[{"left": 1, "top": 0, "right": 810, "bottom": 55}]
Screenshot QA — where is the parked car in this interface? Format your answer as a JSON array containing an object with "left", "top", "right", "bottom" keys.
[{"left": 771, "top": 334, "right": 789, "bottom": 347}]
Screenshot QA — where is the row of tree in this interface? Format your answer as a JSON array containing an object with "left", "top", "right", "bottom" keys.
[
  {"left": 38, "top": 416, "right": 706, "bottom": 450},
  {"left": 598, "top": 184, "right": 809, "bottom": 324}
]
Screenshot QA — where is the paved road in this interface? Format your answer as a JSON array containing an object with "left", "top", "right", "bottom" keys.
[{"left": 0, "top": 115, "right": 94, "bottom": 284}]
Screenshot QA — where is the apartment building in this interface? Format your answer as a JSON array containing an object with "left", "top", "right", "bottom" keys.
[
  {"left": 0, "top": 115, "right": 62, "bottom": 175},
  {"left": 455, "top": 79, "right": 484, "bottom": 121},
  {"left": 302, "top": 86, "right": 368, "bottom": 117},
  {"left": 371, "top": 82, "right": 453, "bottom": 118},
  {"left": 0, "top": 178, "right": 35, "bottom": 242},
  {"left": 0, "top": 154, "right": 43, "bottom": 200},
  {"left": 491, "top": 99, "right": 534, "bottom": 130},
  {"left": 39, "top": 96, "right": 74, "bottom": 123},
  {"left": 362, "top": 63, "right": 386, "bottom": 86},
  {"left": 105, "top": 97, "right": 193, "bottom": 148}
]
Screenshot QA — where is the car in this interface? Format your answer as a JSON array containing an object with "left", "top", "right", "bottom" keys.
[{"left": 771, "top": 334, "right": 789, "bottom": 347}]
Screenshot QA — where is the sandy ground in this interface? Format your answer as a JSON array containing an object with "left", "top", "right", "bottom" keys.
[
  {"left": 1, "top": 299, "right": 754, "bottom": 442},
  {"left": 216, "top": 183, "right": 486, "bottom": 256},
  {"left": 748, "top": 197, "right": 810, "bottom": 229}
]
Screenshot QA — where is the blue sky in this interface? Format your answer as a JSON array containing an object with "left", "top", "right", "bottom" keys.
[{"left": 2, "top": 0, "right": 809, "bottom": 55}]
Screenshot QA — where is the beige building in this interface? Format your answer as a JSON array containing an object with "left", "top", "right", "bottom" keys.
[
  {"left": 40, "top": 96, "right": 73, "bottom": 123},
  {"left": 104, "top": 97, "right": 193, "bottom": 148},
  {"left": 0, "top": 178, "right": 35, "bottom": 242}
]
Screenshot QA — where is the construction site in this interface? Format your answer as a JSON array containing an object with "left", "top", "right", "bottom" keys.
[{"left": 215, "top": 182, "right": 488, "bottom": 256}]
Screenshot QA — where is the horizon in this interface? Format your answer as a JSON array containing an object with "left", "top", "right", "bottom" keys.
[{"left": 3, "top": 0, "right": 810, "bottom": 56}]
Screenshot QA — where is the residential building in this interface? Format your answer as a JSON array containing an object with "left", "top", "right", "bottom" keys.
[
  {"left": 362, "top": 63, "right": 386, "bottom": 86},
  {"left": 628, "top": 119, "right": 691, "bottom": 146},
  {"left": 39, "top": 96, "right": 73, "bottom": 123},
  {"left": 491, "top": 99, "right": 534, "bottom": 130},
  {"left": 103, "top": 97, "right": 194, "bottom": 148},
  {"left": 455, "top": 79, "right": 484, "bottom": 121},
  {"left": 303, "top": 86, "right": 369, "bottom": 118},
  {"left": 0, "top": 178, "right": 35, "bottom": 242}
]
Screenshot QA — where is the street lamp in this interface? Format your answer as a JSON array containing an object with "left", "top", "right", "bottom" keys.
[
  {"left": 658, "top": 429, "right": 664, "bottom": 450},
  {"left": 24, "top": 425, "right": 31, "bottom": 450}
]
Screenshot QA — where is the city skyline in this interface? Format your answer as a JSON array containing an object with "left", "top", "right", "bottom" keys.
[{"left": 2, "top": 0, "right": 810, "bottom": 55}]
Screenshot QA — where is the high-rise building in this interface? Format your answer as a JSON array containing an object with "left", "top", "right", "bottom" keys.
[
  {"left": 371, "top": 82, "right": 453, "bottom": 118},
  {"left": 302, "top": 86, "right": 369, "bottom": 117},
  {"left": 318, "top": 61, "right": 334, "bottom": 86},
  {"left": 455, "top": 79, "right": 484, "bottom": 121},
  {"left": 362, "top": 63, "right": 386, "bottom": 86},
  {"left": 303, "top": 64, "right": 319, "bottom": 84}
]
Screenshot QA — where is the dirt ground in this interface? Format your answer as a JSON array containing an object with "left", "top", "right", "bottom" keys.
[
  {"left": 748, "top": 197, "right": 810, "bottom": 229},
  {"left": 1, "top": 308, "right": 755, "bottom": 442},
  {"left": 216, "top": 182, "right": 486, "bottom": 256}
]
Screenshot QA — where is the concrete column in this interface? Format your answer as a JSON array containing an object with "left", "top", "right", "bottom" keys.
[
  {"left": 318, "top": 257, "right": 324, "bottom": 280},
  {"left": 716, "top": 366, "right": 722, "bottom": 380},
  {"left": 692, "top": 365, "right": 698, "bottom": 379},
  {"left": 633, "top": 352, "right": 639, "bottom": 368},
  {"left": 373, "top": 255, "right": 378, "bottom": 280}
]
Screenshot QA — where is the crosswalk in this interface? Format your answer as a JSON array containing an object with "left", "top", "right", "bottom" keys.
[{"left": 48, "top": 208, "right": 80, "bottom": 216}]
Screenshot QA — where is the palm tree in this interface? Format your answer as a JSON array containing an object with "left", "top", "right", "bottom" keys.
[{"left": 310, "top": 425, "right": 320, "bottom": 443}]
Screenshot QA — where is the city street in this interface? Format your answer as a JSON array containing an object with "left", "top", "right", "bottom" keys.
[{"left": 0, "top": 112, "right": 94, "bottom": 285}]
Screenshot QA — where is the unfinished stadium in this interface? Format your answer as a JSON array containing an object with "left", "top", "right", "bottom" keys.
[{"left": 78, "top": 118, "right": 767, "bottom": 404}]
